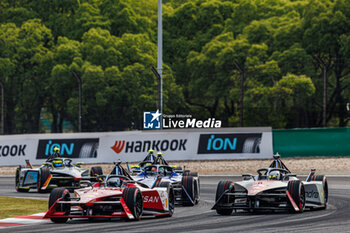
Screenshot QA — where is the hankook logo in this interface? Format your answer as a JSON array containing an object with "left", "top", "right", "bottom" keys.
[
  {"left": 0, "top": 144, "right": 26, "bottom": 157},
  {"left": 111, "top": 140, "right": 125, "bottom": 154},
  {"left": 110, "top": 139, "right": 187, "bottom": 154}
]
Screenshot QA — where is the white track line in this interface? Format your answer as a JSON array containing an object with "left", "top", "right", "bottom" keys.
[{"left": 0, "top": 212, "right": 49, "bottom": 229}]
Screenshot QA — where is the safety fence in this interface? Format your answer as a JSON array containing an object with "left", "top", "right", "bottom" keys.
[{"left": 273, "top": 127, "right": 350, "bottom": 157}]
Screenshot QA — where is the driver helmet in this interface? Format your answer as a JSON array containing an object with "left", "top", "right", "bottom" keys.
[
  {"left": 157, "top": 152, "right": 163, "bottom": 157},
  {"left": 52, "top": 146, "right": 61, "bottom": 157},
  {"left": 148, "top": 149, "right": 154, "bottom": 154},
  {"left": 107, "top": 177, "right": 122, "bottom": 187},
  {"left": 269, "top": 170, "right": 281, "bottom": 180},
  {"left": 53, "top": 159, "right": 63, "bottom": 167}
]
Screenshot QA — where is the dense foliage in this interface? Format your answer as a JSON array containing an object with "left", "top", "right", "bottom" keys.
[{"left": 0, "top": 0, "right": 349, "bottom": 133}]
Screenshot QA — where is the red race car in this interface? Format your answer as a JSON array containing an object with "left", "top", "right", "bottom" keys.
[{"left": 44, "top": 163, "right": 174, "bottom": 223}]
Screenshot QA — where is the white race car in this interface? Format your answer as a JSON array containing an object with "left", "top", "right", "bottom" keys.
[{"left": 212, "top": 155, "right": 328, "bottom": 215}]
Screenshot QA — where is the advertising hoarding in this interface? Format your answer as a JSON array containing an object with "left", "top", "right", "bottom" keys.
[{"left": 0, "top": 128, "right": 273, "bottom": 166}]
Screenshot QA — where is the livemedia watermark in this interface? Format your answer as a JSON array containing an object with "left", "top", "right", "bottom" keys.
[{"left": 143, "top": 110, "right": 221, "bottom": 129}]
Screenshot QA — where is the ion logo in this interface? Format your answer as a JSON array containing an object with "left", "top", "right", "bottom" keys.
[
  {"left": 45, "top": 140, "right": 74, "bottom": 156},
  {"left": 197, "top": 133, "right": 262, "bottom": 154},
  {"left": 36, "top": 139, "right": 99, "bottom": 159},
  {"left": 143, "top": 110, "right": 161, "bottom": 129},
  {"left": 111, "top": 140, "right": 125, "bottom": 154},
  {"left": 207, "top": 135, "right": 237, "bottom": 151}
]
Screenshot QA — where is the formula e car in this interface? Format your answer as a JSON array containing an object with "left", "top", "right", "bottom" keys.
[
  {"left": 128, "top": 150, "right": 187, "bottom": 175},
  {"left": 130, "top": 164, "right": 200, "bottom": 206},
  {"left": 44, "top": 163, "right": 175, "bottom": 223},
  {"left": 212, "top": 154, "right": 328, "bottom": 215},
  {"left": 15, "top": 158, "right": 102, "bottom": 193}
]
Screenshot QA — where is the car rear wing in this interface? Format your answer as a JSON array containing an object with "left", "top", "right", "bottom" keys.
[
  {"left": 305, "top": 169, "right": 316, "bottom": 182},
  {"left": 25, "top": 160, "right": 33, "bottom": 169}
]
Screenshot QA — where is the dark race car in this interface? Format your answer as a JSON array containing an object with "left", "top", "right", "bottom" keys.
[
  {"left": 44, "top": 163, "right": 175, "bottom": 223},
  {"left": 128, "top": 150, "right": 190, "bottom": 175},
  {"left": 212, "top": 154, "right": 328, "bottom": 215},
  {"left": 15, "top": 149, "right": 103, "bottom": 193},
  {"left": 131, "top": 164, "right": 200, "bottom": 206}
]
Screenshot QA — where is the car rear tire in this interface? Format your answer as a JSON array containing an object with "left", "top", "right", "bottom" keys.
[
  {"left": 155, "top": 182, "right": 175, "bottom": 217},
  {"left": 37, "top": 167, "right": 50, "bottom": 193},
  {"left": 90, "top": 166, "right": 103, "bottom": 181},
  {"left": 215, "top": 181, "right": 234, "bottom": 215},
  {"left": 122, "top": 187, "right": 143, "bottom": 220},
  {"left": 15, "top": 168, "right": 29, "bottom": 192},
  {"left": 183, "top": 170, "right": 191, "bottom": 176},
  {"left": 287, "top": 180, "right": 305, "bottom": 213},
  {"left": 185, "top": 172, "right": 198, "bottom": 177},
  {"left": 48, "top": 188, "right": 70, "bottom": 223},
  {"left": 181, "top": 176, "right": 199, "bottom": 206},
  {"left": 309, "top": 175, "right": 328, "bottom": 209}
]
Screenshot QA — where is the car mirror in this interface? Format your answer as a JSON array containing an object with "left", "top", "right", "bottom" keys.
[
  {"left": 242, "top": 173, "right": 254, "bottom": 180},
  {"left": 74, "top": 162, "right": 84, "bottom": 167},
  {"left": 42, "top": 162, "right": 53, "bottom": 169}
]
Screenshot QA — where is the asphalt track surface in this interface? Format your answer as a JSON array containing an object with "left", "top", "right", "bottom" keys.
[{"left": 0, "top": 175, "right": 349, "bottom": 233}]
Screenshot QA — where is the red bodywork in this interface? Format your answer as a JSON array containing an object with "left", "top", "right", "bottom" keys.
[{"left": 44, "top": 182, "right": 170, "bottom": 221}]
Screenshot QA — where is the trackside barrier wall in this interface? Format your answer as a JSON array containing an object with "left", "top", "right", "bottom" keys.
[
  {"left": 273, "top": 127, "right": 350, "bottom": 157},
  {"left": 0, "top": 127, "right": 273, "bottom": 166}
]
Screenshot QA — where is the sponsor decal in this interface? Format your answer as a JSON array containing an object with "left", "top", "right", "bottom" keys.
[
  {"left": 143, "top": 196, "right": 160, "bottom": 203},
  {"left": 143, "top": 110, "right": 222, "bottom": 129},
  {"left": 197, "top": 133, "right": 262, "bottom": 154},
  {"left": 306, "top": 189, "right": 319, "bottom": 199},
  {"left": 111, "top": 139, "right": 187, "bottom": 154},
  {"left": 111, "top": 140, "right": 125, "bottom": 154},
  {"left": 0, "top": 144, "right": 26, "bottom": 157},
  {"left": 248, "top": 180, "right": 274, "bottom": 195},
  {"left": 36, "top": 139, "right": 99, "bottom": 159}
]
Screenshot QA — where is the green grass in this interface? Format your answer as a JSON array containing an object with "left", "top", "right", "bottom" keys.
[{"left": 0, "top": 196, "right": 48, "bottom": 219}]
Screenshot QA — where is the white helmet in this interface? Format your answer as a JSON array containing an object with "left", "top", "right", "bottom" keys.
[{"left": 269, "top": 170, "right": 280, "bottom": 180}]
